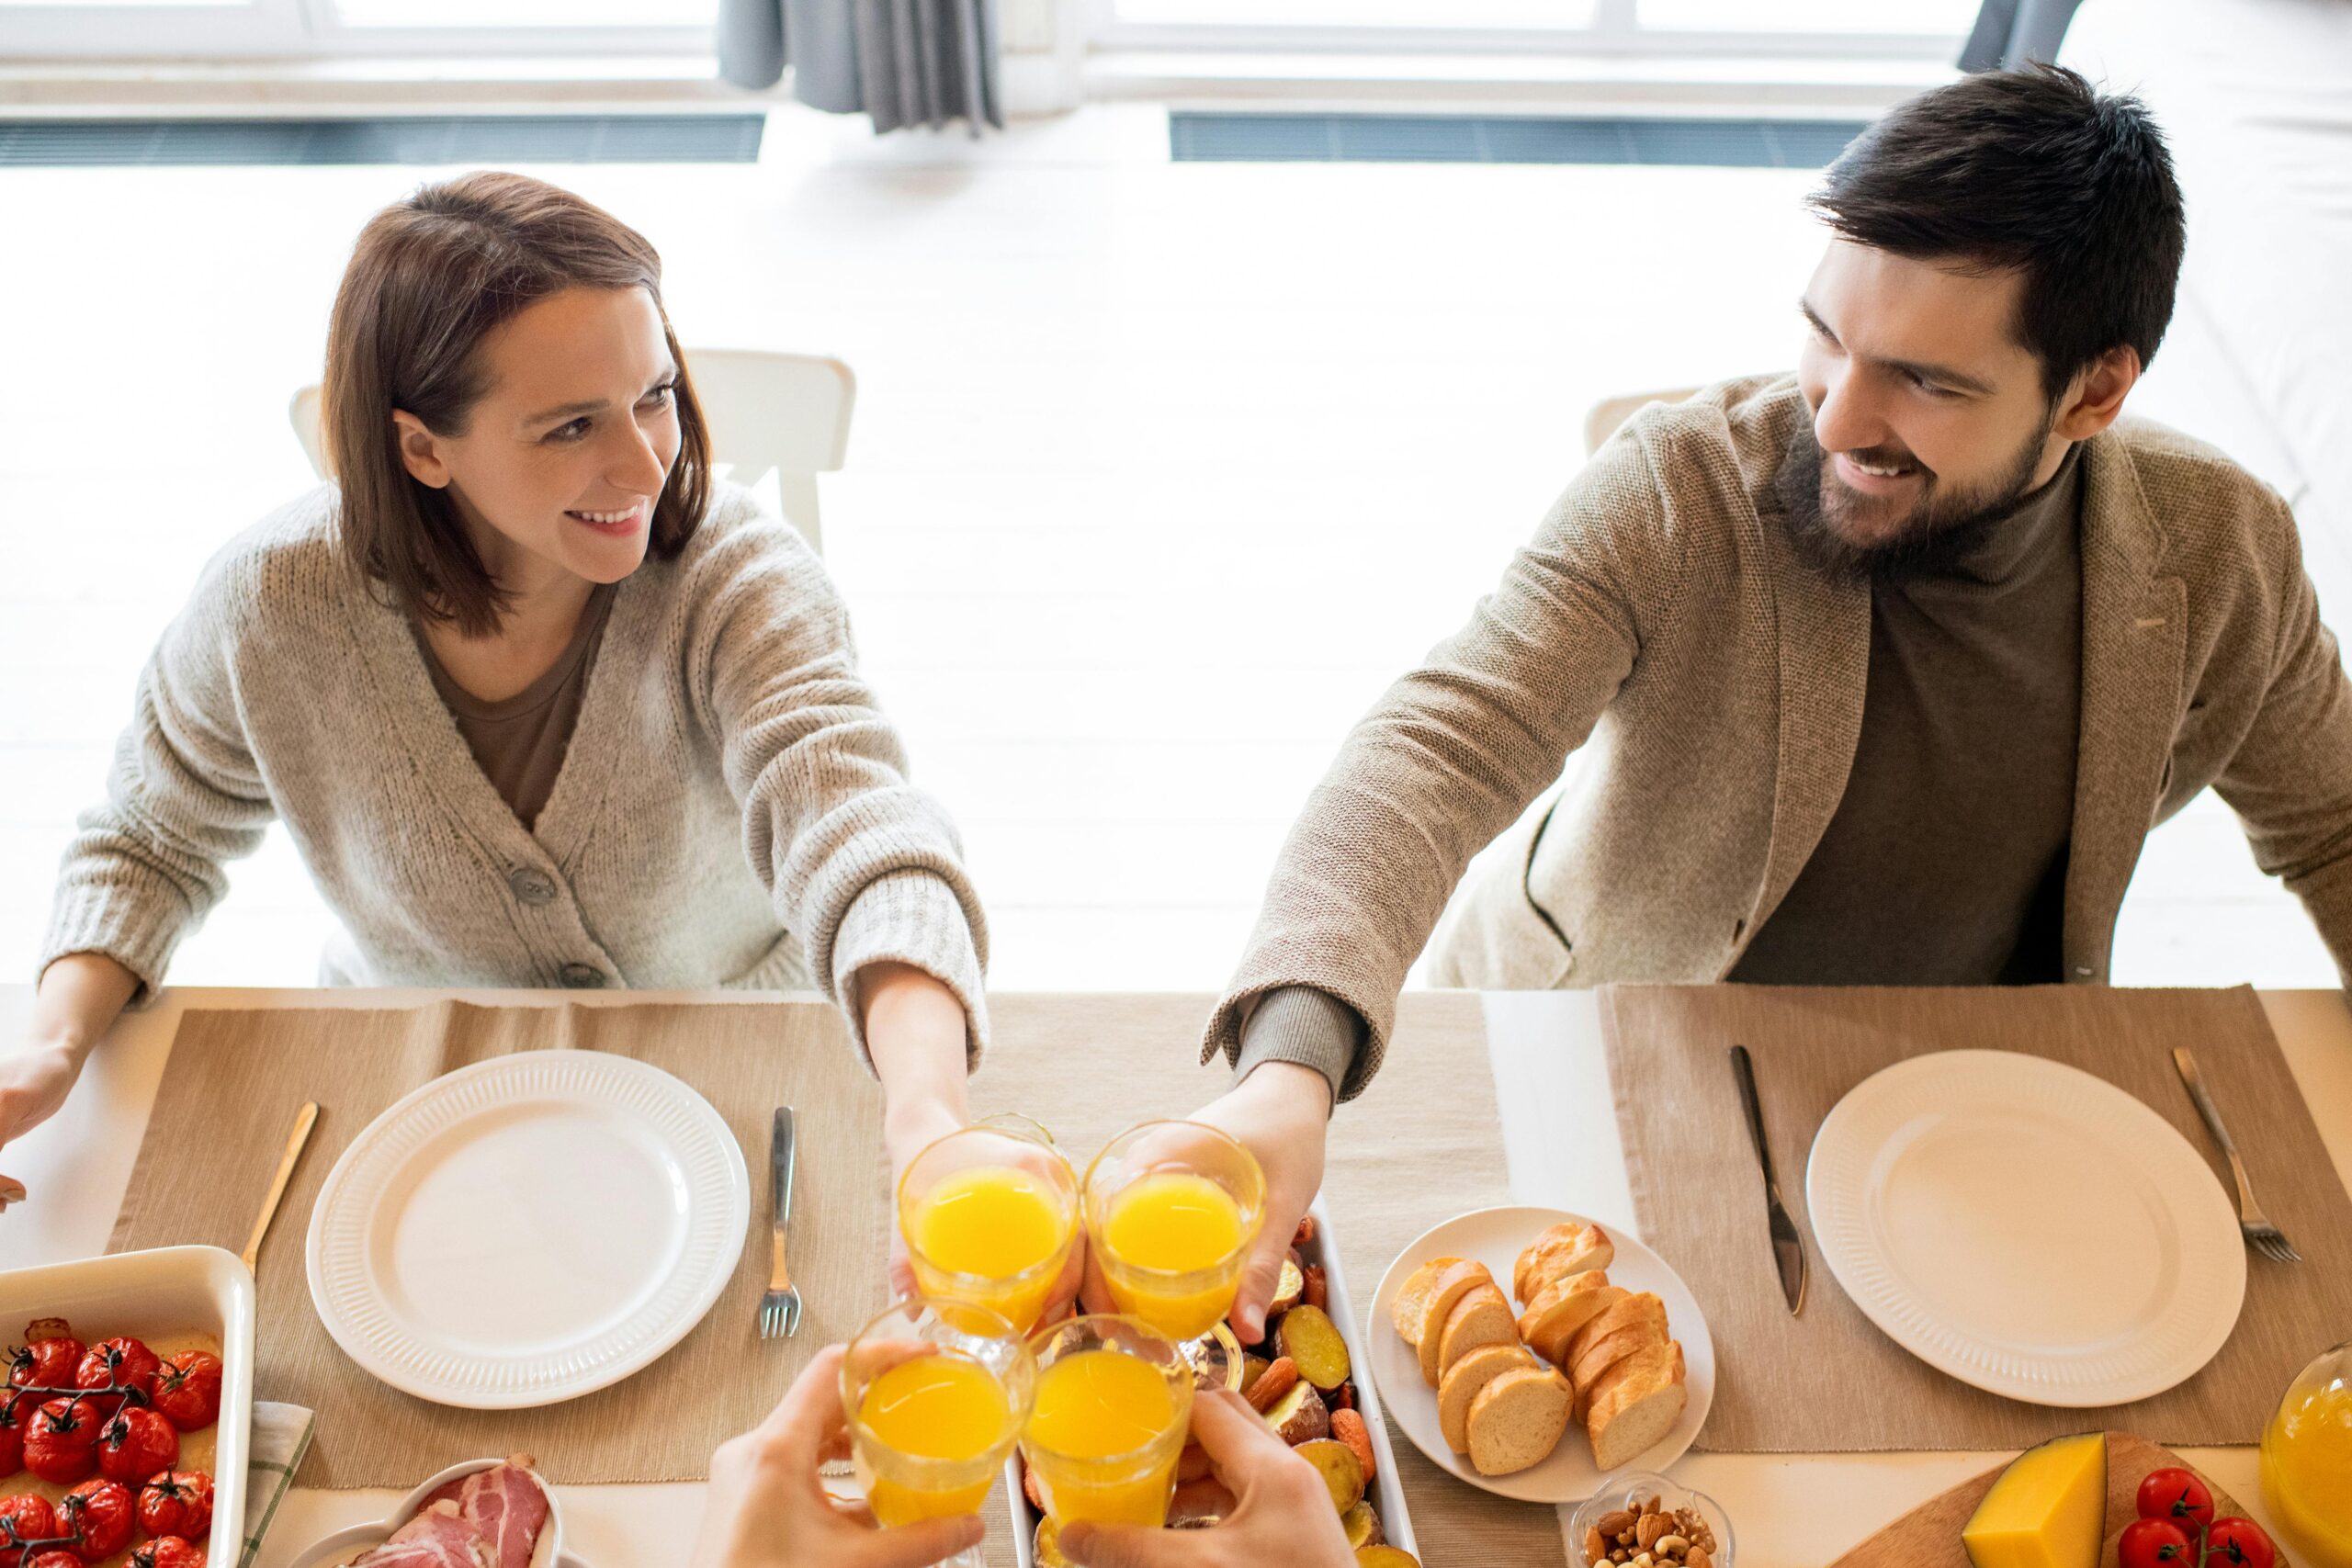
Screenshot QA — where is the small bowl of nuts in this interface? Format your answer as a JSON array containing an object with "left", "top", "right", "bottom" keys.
[{"left": 1566, "top": 1473, "right": 1731, "bottom": 1568}]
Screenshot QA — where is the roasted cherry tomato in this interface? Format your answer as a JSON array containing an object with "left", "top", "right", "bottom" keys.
[
  {"left": 2207, "top": 1517, "right": 2278, "bottom": 1568},
  {"left": 2133, "top": 1466, "right": 2215, "bottom": 1530},
  {"left": 10, "top": 1322, "right": 85, "bottom": 1394},
  {"left": 0, "top": 1393, "right": 29, "bottom": 1474},
  {"left": 149, "top": 1353, "right": 223, "bottom": 1433},
  {"left": 130, "top": 1539, "right": 207, "bottom": 1568},
  {"left": 0, "top": 1493, "right": 61, "bottom": 1548},
  {"left": 73, "top": 1339, "right": 160, "bottom": 1423},
  {"left": 58, "top": 1478, "right": 134, "bottom": 1562},
  {"left": 28, "top": 1552, "right": 86, "bottom": 1568},
  {"left": 24, "top": 1398, "right": 101, "bottom": 1485},
  {"left": 138, "top": 1471, "right": 214, "bottom": 1540},
  {"left": 2119, "top": 1517, "right": 2196, "bottom": 1568},
  {"left": 96, "top": 1405, "right": 178, "bottom": 1486}
]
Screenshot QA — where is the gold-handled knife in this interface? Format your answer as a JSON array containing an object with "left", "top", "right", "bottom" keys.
[
  {"left": 241, "top": 1102, "right": 319, "bottom": 1272},
  {"left": 1729, "top": 1045, "right": 1807, "bottom": 1315}
]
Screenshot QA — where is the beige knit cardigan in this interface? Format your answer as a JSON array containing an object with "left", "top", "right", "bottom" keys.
[
  {"left": 1207, "top": 374, "right": 2352, "bottom": 1099},
  {"left": 43, "top": 481, "right": 989, "bottom": 1066}
]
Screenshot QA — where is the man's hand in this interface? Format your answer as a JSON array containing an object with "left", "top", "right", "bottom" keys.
[
  {"left": 1186, "top": 1063, "right": 1331, "bottom": 1344},
  {"left": 1058, "top": 1389, "right": 1353, "bottom": 1568},
  {"left": 691, "top": 1344, "right": 986, "bottom": 1568}
]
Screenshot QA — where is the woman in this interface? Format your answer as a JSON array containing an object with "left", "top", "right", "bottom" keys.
[{"left": 2, "top": 172, "right": 985, "bottom": 1184}]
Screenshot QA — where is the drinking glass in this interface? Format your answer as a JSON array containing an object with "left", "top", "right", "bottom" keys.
[
  {"left": 1020, "top": 1314, "right": 1194, "bottom": 1529},
  {"left": 2261, "top": 1337, "right": 2352, "bottom": 1568},
  {"left": 899, "top": 1113, "right": 1079, "bottom": 1335},
  {"left": 1083, "top": 1120, "right": 1265, "bottom": 1344},
  {"left": 842, "top": 1298, "right": 1036, "bottom": 1568}
]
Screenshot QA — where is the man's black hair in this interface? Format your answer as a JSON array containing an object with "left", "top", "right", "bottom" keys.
[{"left": 1809, "top": 63, "right": 2186, "bottom": 397}]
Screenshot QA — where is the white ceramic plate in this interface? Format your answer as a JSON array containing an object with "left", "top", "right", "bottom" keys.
[
  {"left": 1805, "top": 1049, "right": 2245, "bottom": 1407},
  {"left": 1367, "top": 1206, "right": 1714, "bottom": 1504},
  {"left": 306, "top": 1050, "right": 750, "bottom": 1408}
]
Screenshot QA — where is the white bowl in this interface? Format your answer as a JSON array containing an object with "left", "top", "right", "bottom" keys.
[
  {"left": 283, "top": 1459, "right": 574, "bottom": 1568},
  {"left": 0, "top": 1246, "right": 255, "bottom": 1568}
]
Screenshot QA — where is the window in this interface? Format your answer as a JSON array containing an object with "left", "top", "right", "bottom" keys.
[{"left": 0, "top": 0, "right": 718, "bottom": 56}]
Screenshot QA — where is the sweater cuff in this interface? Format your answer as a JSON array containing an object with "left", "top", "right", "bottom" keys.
[
  {"left": 1233, "top": 987, "right": 1364, "bottom": 1112},
  {"left": 40, "top": 882, "right": 186, "bottom": 1009},
  {"left": 831, "top": 868, "right": 989, "bottom": 1072}
]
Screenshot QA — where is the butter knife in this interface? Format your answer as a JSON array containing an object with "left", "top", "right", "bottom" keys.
[{"left": 1730, "top": 1045, "right": 1807, "bottom": 1315}]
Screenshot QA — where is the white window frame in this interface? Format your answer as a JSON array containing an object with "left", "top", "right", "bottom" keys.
[
  {"left": 0, "top": 0, "right": 715, "bottom": 59},
  {"left": 1088, "top": 0, "right": 1973, "bottom": 62}
]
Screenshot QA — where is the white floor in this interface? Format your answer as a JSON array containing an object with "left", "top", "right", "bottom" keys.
[{"left": 0, "top": 102, "right": 2338, "bottom": 997}]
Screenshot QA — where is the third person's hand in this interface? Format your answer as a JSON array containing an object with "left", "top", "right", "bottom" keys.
[{"left": 1186, "top": 1062, "right": 1330, "bottom": 1344}]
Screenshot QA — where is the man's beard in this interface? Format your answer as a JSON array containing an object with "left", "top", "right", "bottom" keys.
[{"left": 1774, "top": 418, "right": 2052, "bottom": 581}]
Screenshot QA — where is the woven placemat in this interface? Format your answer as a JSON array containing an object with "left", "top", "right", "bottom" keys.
[
  {"left": 112, "top": 998, "right": 887, "bottom": 1485},
  {"left": 1600, "top": 983, "right": 2352, "bottom": 1453}
]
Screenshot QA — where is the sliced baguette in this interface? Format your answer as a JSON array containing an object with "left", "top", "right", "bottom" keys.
[
  {"left": 1437, "top": 1343, "right": 1535, "bottom": 1453},
  {"left": 1517, "top": 1274, "right": 1617, "bottom": 1367},
  {"left": 1586, "top": 1342, "right": 1687, "bottom": 1472},
  {"left": 1564, "top": 1291, "right": 1666, "bottom": 1371},
  {"left": 1513, "top": 1224, "right": 1615, "bottom": 1306},
  {"left": 1410, "top": 1262, "right": 1495, "bottom": 1386},
  {"left": 1567, "top": 1317, "right": 1669, "bottom": 1396},
  {"left": 1434, "top": 1283, "right": 1516, "bottom": 1379},
  {"left": 1464, "top": 1363, "right": 1573, "bottom": 1477},
  {"left": 1388, "top": 1256, "right": 1470, "bottom": 1343}
]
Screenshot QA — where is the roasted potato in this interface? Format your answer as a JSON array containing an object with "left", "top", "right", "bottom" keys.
[{"left": 1293, "top": 1438, "right": 1368, "bottom": 1513}]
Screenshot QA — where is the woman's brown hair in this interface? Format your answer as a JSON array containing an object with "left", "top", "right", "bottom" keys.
[{"left": 323, "top": 170, "right": 712, "bottom": 637}]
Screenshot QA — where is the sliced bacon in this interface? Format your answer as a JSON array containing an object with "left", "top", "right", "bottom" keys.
[
  {"left": 345, "top": 1501, "right": 489, "bottom": 1568},
  {"left": 416, "top": 1459, "right": 550, "bottom": 1568}
]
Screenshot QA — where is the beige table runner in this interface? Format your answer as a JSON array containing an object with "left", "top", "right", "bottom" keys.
[
  {"left": 114, "top": 994, "right": 1561, "bottom": 1568},
  {"left": 1600, "top": 983, "right": 2352, "bottom": 1453}
]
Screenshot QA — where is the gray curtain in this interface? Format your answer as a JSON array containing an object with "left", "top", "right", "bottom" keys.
[
  {"left": 718, "top": 0, "right": 1002, "bottom": 136},
  {"left": 1960, "top": 0, "right": 2086, "bottom": 69}
]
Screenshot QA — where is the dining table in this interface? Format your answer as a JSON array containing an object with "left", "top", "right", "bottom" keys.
[{"left": 1, "top": 981, "right": 2346, "bottom": 1568}]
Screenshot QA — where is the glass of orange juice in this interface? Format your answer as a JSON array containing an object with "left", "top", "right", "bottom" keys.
[
  {"left": 2262, "top": 1337, "right": 2352, "bottom": 1568},
  {"left": 842, "top": 1299, "right": 1035, "bottom": 1566},
  {"left": 1083, "top": 1121, "right": 1265, "bottom": 1343},
  {"left": 899, "top": 1114, "right": 1079, "bottom": 1335},
  {"left": 1020, "top": 1314, "right": 1195, "bottom": 1529}
]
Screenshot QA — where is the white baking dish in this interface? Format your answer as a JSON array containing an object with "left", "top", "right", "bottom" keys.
[
  {"left": 0, "top": 1246, "right": 255, "bottom": 1568},
  {"left": 1007, "top": 1197, "right": 1419, "bottom": 1566}
]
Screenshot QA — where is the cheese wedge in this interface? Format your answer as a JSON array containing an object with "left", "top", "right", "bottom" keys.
[{"left": 1961, "top": 1432, "right": 2108, "bottom": 1568}]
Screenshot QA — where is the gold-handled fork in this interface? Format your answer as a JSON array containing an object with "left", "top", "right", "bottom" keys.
[
  {"left": 2173, "top": 1047, "right": 2301, "bottom": 1264},
  {"left": 242, "top": 1101, "right": 320, "bottom": 1272},
  {"left": 759, "top": 1106, "right": 802, "bottom": 1338}
]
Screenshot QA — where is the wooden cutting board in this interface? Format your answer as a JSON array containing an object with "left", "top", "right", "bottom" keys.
[{"left": 1831, "top": 1433, "right": 2255, "bottom": 1567}]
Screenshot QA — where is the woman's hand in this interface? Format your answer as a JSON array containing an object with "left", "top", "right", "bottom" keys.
[
  {"left": 692, "top": 1344, "right": 985, "bottom": 1568},
  {"left": 859, "top": 963, "right": 973, "bottom": 1298},
  {"left": 0, "top": 1043, "right": 86, "bottom": 1170},
  {"left": 1186, "top": 1063, "right": 1331, "bottom": 1343},
  {"left": 0, "top": 953, "right": 137, "bottom": 1201},
  {"left": 1058, "top": 1388, "right": 1354, "bottom": 1568}
]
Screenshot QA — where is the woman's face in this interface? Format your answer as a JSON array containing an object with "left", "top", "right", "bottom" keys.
[{"left": 394, "top": 284, "right": 682, "bottom": 602}]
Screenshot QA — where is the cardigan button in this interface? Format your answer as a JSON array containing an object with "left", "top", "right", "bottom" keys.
[
  {"left": 507, "top": 867, "right": 558, "bottom": 907},
  {"left": 559, "top": 963, "right": 607, "bottom": 988}
]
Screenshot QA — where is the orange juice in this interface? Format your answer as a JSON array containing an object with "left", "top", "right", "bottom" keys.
[
  {"left": 854, "top": 1351, "right": 1013, "bottom": 1524},
  {"left": 1024, "top": 1349, "right": 1185, "bottom": 1526},
  {"left": 2263, "top": 1377, "right": 2352, "bottom": 1568},
  {"left": 906, "top": 1164, "right": 1074, "bottom": 1332},
  {"left": 1099, "top": 1172, "right": 1248, "bottom": 1338}
]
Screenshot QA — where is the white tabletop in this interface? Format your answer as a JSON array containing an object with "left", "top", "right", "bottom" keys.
[{"left": 3, "top": 984, "right": 2347, "bottom": 1568}]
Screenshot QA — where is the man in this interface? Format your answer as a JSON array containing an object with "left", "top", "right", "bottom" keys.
[{"left": 1186, "top": 63, "right": 2352, "bottom": 1343}]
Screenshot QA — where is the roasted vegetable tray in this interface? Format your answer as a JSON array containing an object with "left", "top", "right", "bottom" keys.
[{"left": 1011, "top": 1197, "right": 1420, "bottom": 1567}]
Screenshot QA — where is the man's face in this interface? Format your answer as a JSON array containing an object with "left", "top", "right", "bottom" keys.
[{"left": 1789, "top": 239, "right": 2065, "bottom": 575}]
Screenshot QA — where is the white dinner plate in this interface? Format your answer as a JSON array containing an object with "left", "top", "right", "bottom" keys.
[
  {"left": 306, "top": 1050, "right": 750, "bottom": 1408},
  {"left": 1367, "top": 1205, "right": 1714, "bottom": 1504},
  {"left": 1805, "top": 1049, "right": 2245, "bottom": 1408}
]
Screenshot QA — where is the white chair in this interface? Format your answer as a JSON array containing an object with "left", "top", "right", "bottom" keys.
[{"left": 289, "top": 348, "right": 855, "bottom": 553}]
